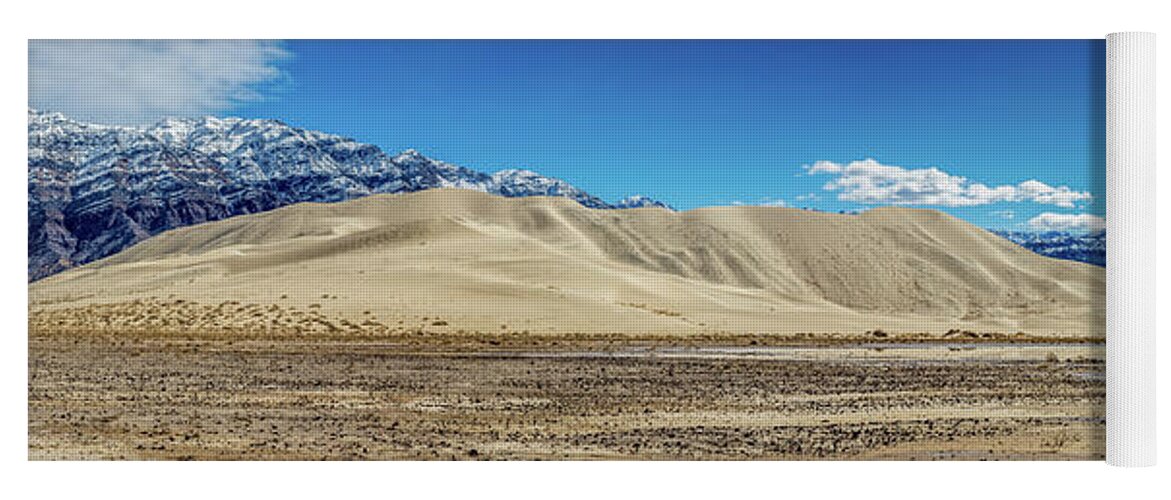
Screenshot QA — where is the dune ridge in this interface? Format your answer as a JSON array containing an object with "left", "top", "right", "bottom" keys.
[{"left": 29, "top": 189, "right": 1105, "bottom": 337}]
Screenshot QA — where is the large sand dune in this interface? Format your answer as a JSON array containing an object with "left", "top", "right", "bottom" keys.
[{"left": 29, "top": 189, "right": 1105, "bottom": 337}]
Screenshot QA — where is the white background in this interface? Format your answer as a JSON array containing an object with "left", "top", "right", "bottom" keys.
[{"left": 2, "top": 1, "right": 1168, "bottom": 498}]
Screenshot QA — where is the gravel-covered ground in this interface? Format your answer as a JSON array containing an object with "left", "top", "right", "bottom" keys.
[{"left": 28, "top": 336, "right": 1104, "bottom": 460}]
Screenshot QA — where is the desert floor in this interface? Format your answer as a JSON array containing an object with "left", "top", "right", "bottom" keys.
[{"left": 29, "top": 332, "right": 1104, "bottom": 460}]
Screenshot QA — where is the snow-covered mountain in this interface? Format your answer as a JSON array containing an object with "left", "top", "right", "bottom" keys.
[
  {"left": 992, "top": 230, "right": 1106, "bottom": 267},
  {"left": 613, "top": 195, "right": 675, "bottom": 210},
  {"left": 27, "top": 109, "right": 669, "bottom": 280}
]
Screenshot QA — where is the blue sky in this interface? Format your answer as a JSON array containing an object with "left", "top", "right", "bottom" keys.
[{"left": 30, "top": 40, "right": 1105, "bottom": 231}]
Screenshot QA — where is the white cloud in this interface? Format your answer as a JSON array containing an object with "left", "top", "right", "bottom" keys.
[
  {"left": 991, "top": 210, "right": 1015, "bottom": 219},
  {"left": 30, "top": 40, "right": 290, "bottom": 125},
  {"left": 1014, "top": 180, "right": 1091, "bottom": 208},
  {"left": 806, "top": 160, "right": 844, "bottom": 174},
  {"left": 1027, "top": 213, "right": 1106, "bottom": 233},
  {"left": 806, "top": 159, "right": 1092, "bottom": 208}
]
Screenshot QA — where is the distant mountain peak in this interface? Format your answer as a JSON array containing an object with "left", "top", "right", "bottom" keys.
[
  {"left": 615, "top": 195, "right": 674, "bottom": 210},
  {"left": 395, "top": 148, "right": 425, "bottom": 159}
]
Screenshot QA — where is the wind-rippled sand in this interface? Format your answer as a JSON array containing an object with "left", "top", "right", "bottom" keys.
[{"left": 29, "top": 189, "right": 1105, "bottom": 338}]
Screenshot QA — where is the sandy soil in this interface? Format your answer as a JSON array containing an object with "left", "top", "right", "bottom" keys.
[
  {"left": 30, "top": 189, "right": 1105, "bottom": 338},
  {"left": 29, "top": 333, "right": 1104, "bottom": 460}
]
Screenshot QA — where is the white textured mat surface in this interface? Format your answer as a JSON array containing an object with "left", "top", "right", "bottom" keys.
[{"left": 1106, "top": 31, "right": 1157, "bottom": 467}]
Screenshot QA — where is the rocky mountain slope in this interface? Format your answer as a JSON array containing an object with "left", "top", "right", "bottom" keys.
[{"left": 28, "top": 110, "right": 668, "bottom": 280}]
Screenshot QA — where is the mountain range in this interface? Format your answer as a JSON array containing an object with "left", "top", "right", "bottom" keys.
[
  {"left": 28, "top": 109, "right": 1100, "bottom": 281},
  {"left": 28, "top": 109, "right": 668, "bottom": 280},
  {"left": 992, "top": 230, "right": 1105, "bottom": 267}
]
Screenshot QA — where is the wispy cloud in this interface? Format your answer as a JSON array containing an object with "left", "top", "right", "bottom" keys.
[
  {"left": 991, "top": 210, "right": 1015, "bottom": 219},
  {"left": 795, "top": 193, "right": 820, "bottom": 202},
  {"left": 806, "top": 159, "right": 1091, "bottom": 208},
  {"left": 29, "top": 40, "right": 290, "bottom": 125},
  {"left": 731, "top": 197, "right": 787, "bottom": 207},
  {"left": 1027, "top": 213, "right": 1106, "bottom": 233}
]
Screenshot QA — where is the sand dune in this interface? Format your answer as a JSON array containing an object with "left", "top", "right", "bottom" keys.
[{"left": 29, "top": 189, "right": 1105, "bottom": 337}]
